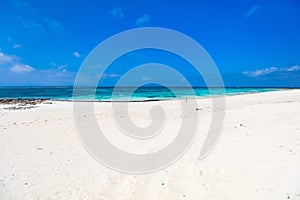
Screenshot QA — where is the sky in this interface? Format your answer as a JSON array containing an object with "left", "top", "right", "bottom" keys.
[{"left": 0, "top": 0, "right": 299, "bottom": 87}]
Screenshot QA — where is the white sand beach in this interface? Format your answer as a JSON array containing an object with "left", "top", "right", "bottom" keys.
[{"left": 1, "top": 90, "right": 300, "bottom": 200}]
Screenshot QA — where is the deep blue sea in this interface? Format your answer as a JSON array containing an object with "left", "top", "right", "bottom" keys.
[{"left": 0, "top": 87, "right": 284, "bottom": 101}]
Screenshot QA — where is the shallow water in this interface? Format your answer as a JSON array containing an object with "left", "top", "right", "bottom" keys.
[{"left": 0, "top": 86, "right": 283, "bottom": 101}]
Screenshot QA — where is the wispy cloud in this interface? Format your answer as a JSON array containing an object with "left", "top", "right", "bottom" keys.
[
  {"left": 73, "top": 51, "right": 82, "bottom": 58},
  {"left": 13, "top": 44, "right": 23, "bottom": 49},
  {"left": 10, "top": 64, "right": 34, "bottom": 73},
  {"left": 50, "top": 62, "right": 57, "bottom": 67},
  {"left": 243, "top": 65, "right": 300, "bottom": 77},
  {"left": 44, "top": 18, "right": 62, "bottom": 34},
  {"left": 17, "top": 1, "right": 62, "bottom": 35},
  {"left": 141, "top": 76, "right": 150, "bottom": 81},
  {"left": 19, "top": 17, "right": 45, "bottom": 34},
  {"left": 19, "top": 17, "right": 62, "bottom": 35},
  {"left": 110, "top": 7, "right": 125, "bottom": 19},
  {"left": 136, "top": 14, "right": 151, "bottom": 27},
  {"left": 102, "top": 73, "right": 121, "bottom": 78},
  {"left": 245, "top": 5, "right": 260, "bottom": 18},
  {"left": 0, "top": 67, "right": 76, "bottom": 86},
  {"left": 285, "top": 65, "right": 300, "bottom": 72},
  {"left": 94, "top": 73, "right": 121, "bottom": 79},
  {"left": 243, "top": 67, "right": 278, "bottom": 77},
  {"left": 57, "top": 64, "right": 68, "bottom": 70}
]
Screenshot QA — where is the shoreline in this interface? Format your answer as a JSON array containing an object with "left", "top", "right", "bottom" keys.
[{"left": 0, "top": 88, "right": 298, "bottom": 105}]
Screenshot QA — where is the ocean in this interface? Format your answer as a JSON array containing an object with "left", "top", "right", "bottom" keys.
[{"left": 0, "top": 87, "right": 283, "bottom": 101}]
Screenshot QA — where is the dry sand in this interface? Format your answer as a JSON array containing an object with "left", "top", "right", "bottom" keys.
[{"left": 0, "top": 90, "right": 300, "bottom": 200}]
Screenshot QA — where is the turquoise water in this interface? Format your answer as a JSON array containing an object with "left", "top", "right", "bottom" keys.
[{"left": 0, "top": 87, "right": 283, "bottom": 101}]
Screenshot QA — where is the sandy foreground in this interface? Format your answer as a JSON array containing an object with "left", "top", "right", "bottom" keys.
[{"left": 0, "top": 90, "right": 300, "bottom": 200}]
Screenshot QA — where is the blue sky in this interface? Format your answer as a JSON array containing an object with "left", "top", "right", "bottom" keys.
[{"left": 0, "top": 0, "right": 299, "bottom": 87}]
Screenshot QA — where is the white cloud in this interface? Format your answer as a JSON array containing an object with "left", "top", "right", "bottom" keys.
[
  {"left": 13, "top": 44, "right": 23, "bottom": 49},
  {"left": 0, "top": 52, "right": 34, "bottom": 74},
  {"left": 136, "top": 14, "right": 151, "bottom": 27},
  {"left": 73, "top": 51, "right": 81, "bottom": 58},
  {"left": 245, "top": 5, "right": 260, "bottom": 18},
  {"left": 0, "top": 52, "right": 75, "bottom": 85},
  {"left": 243, "top": 65, "right": 300, "bottom": 77},
  {"left": 0, "top": 52, "right": 14, "bottom": 64},
  {"left": 10, "top": 64, "right": 34, "bottom": 73},
  {"left": 243, "top": 67, "right": 278, "bottom": 77},
  {"left": 285, "top": 65, "right": 300, "bottom": 72},
  {"left": 110, "top": 7, "right": 125, "bottom": 19}
]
